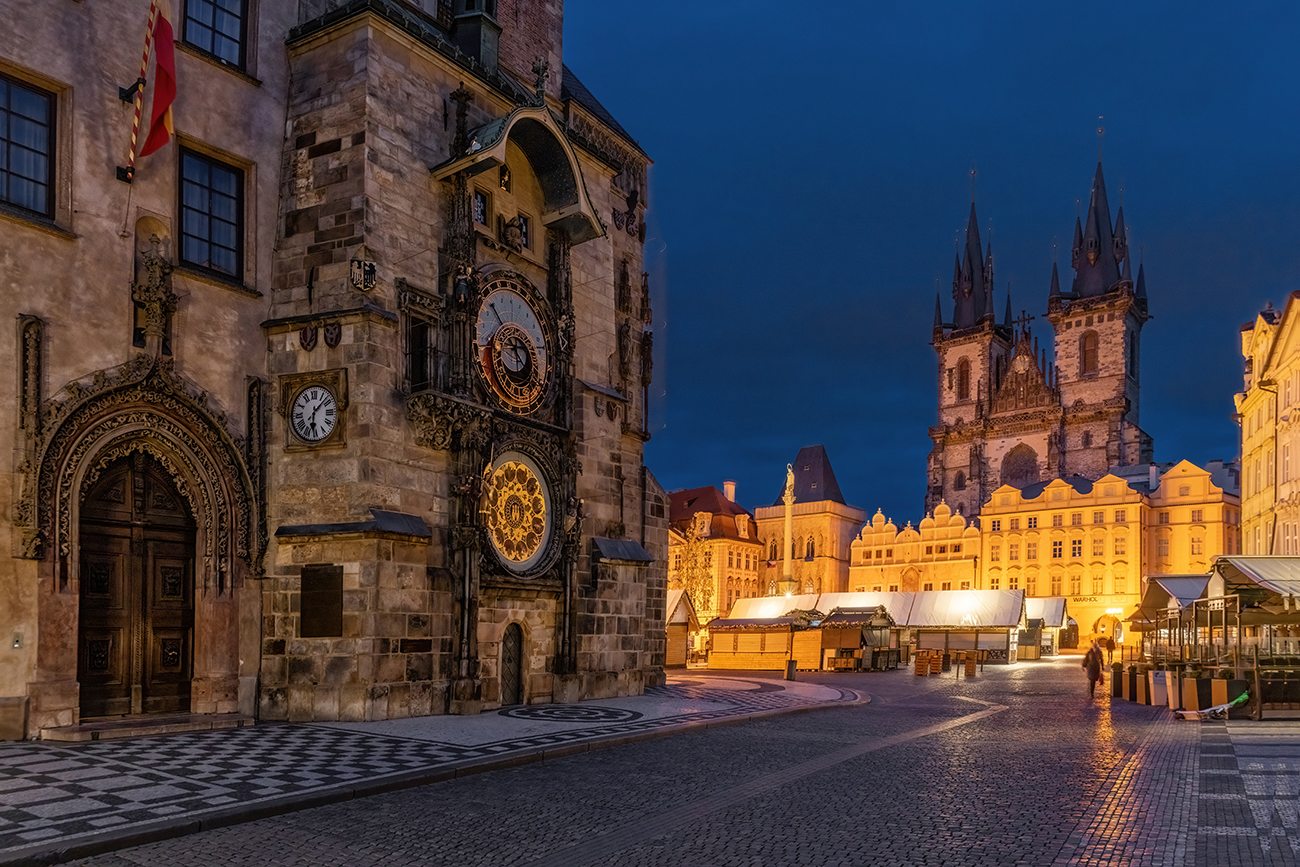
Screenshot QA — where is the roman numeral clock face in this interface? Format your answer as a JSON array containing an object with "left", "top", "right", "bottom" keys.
[
  {"left": 290, "top": 385, "right": 338, "bottom": 443},
  {"left": 475, "top": 280, "right": 550, "bottom": 413}
]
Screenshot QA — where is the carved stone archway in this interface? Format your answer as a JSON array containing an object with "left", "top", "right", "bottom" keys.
[{"left": 16, "top": 355, "right": 263, "bottom": 730}]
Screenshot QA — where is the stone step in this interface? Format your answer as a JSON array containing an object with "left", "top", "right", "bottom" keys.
[{"left": 41, "top": 712, "right": 254, "bottom": 742}]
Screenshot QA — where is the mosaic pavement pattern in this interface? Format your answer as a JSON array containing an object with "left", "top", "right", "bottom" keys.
[
  {"left": 1196, "top": 720, "right": 1300, "bottom": 862},
  {"left": 0, "top": 677, "right": 849, "bottom": 857}
]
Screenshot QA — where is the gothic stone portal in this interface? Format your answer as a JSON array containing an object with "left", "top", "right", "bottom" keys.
[{"left": 78, "top": 455, "right": 196, "bottom": 717}]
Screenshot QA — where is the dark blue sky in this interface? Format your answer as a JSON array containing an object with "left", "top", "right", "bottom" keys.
[{"left": 563, "top": 1, "right": 1300, "bottom": 520}]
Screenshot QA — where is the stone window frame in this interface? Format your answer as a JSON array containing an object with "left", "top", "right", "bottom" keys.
[
  {"left": 399, "top": 281, "right": 444, "bottom": 394},
  {"left": 181, "top": 0, "right": 256, "bottom": 75},
  {"left": 0, "top": 59, "right": 73, "bottom": 236},
  {"left": 956, "top": 358, "right": 971, "bottom": 401},
  {"left": 174, "top": 136, "right": 258, "bottom": 292},
  {"left": 1079, "top": 330, "right": 1100, "bottom": 377}
]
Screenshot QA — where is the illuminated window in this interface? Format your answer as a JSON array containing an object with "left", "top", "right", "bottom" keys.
[
  {"left": 1093, "top": 511, "right": 1105, "bottom": 525},
  {"left": 960, "top": 581, "right": 971, "bottom": 590},
  {"left": 1159, "top": 511, "right": 1170, "bottom": 525},
  {"left": 1115, "top": 509, "right": 1126, "bottom": 524},
  {"left": 1010, "top": 518, "right": 1020, "bottom": 531},
  {"left": 1071, "top": 513, "right": 1082, "bottom": 526},
  {"left": 1071, "top": 539, "right": 1082, "bottom": 558},
  {"left": 1092, "top": 537, "right": 1104, "bottom": 557},
  {"left": 1114, "top": 536, "right": 1126, "bottom": 556},
  {"left": 1158, "top": 538, "right": 1170, "bottom": 558},
  {"left": 1050, "top": 574, "right": 1062, "bottom": 595},
  {"left": 1191, "top": 538, "right": 1203, "bottom": 555},
  {"left": 1009, "top": 543, "right": 1019, "bottom": 561},
  {"left": 1069, "top": 575, "right": 1081, "bottom": 595},
  {"left": 990, "top": 545, "right": 1000, "bottom": 562},
  {"left": 1026, "top": 575, "right": 1038, "bottom": 595},
  {"left": 1191, "top": 509, "right": 1203, "bottom": 523},
  {"left": 1114, "top": 576, "right": 1126, "bottom": 595},
  {"left": 941, "top": 581, "right": 952, "bottom": 591},
  {"left": 1026, "top": 541, "right": 1038, "bottom": 559},
  {"left": 1052, "top": 515, "right": 1063, "bottom": 528},
  {"left": 1092, "top": 574, "right": 1103, "bottom": 594},
  {"left": 923, "top": 582, "right": 934, "bottom": 591}
]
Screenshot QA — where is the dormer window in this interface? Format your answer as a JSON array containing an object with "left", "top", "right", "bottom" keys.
[
  {"left": 694, "top": 513, "right": 710, "bottom": 537},
  {"left": 736, "top": 518, "right": 748, "bottom": 539}
]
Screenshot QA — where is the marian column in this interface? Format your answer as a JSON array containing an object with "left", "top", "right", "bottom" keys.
[{"left": 780, "top": 463, "right": 796, "bottom": 596}]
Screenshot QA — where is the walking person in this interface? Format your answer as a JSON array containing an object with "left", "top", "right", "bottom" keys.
[
  {"left": 1104, "top": 635, "right": 1116, "bottom": 666},
  {"left": 1083, "top": 641, "right": 1103, "bottom": 699}
]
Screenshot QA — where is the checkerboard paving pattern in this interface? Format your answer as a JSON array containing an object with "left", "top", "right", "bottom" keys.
[
  {"left": 1196, "top": 720, "right": 1300, "bottom": 861},
  {"left": 0, "top": 677, "right": 849, "bottom": 856}
]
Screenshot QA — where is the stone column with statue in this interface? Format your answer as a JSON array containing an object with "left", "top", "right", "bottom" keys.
[{"left": 780, "top": 463, "right": 796, "bottom": 595}]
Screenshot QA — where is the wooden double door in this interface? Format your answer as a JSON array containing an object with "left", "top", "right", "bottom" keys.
[{"left": 78, "top": 455, "right": 196, "bottom": 718}]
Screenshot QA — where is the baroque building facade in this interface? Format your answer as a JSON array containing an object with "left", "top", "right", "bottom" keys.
[
  {"left": 979, "top": 461, "right": 1239, "bottom": 646},
  {"left": 1237, "top": 296, "right": 1300, "bottom": 555},
  {"left": 754, "top": 446, "right": 864, "bottom": 596},
  {"left": 666, "top": 482, "right": 763, "bottom": 624},
  {"left": 928, "top": 163, "right": 1154, "bottom": 519},
  {"left": 0, "top": 0, "right": 664, "bottom": 740},
  {"left": 847, "top": 502, "right": 980, "bottom": 593}
]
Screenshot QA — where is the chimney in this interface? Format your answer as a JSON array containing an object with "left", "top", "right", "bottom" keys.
[{"left": 723, "top": 480, "right": 736, "bottom": 502}]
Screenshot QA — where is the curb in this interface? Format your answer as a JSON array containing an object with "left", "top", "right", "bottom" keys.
[{"left": 2, "top": 683, "right": 868, "bottom": 866}]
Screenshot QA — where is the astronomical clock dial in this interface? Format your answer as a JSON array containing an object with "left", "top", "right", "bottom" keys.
[
  {"left": 474, "top": 279, "right": 550, "bottom": 413},
  {"left": 483, "top": 452, "right": 553, "bottom": 574},
  {"left": 290, "top": 384, "right": 339, "bottom": 444}
]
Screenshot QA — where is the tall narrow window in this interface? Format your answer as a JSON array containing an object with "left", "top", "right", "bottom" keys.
[
  {"left": 184, "top": 0, "right": 248, "bottom": 69},
  {"left": 956, "top": 358, "right": 971, "bottom": 401},
  {"left": 1080, "top": 330, "right": 1099, "bottom": 376},
  {"left": 180, "top": 149, "right": 243, "bottom": 278},
  {"left": 0, "top": 74, "right": 55, "bottom": 217}
]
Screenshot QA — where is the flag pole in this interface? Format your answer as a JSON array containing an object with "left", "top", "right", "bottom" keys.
[{"left": 117, "top": 0, "right": 160, "bottom": 184}]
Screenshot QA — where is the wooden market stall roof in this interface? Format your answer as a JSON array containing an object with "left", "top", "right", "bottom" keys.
[
  {"left": 906, "top": 590, "right": 1026, "bottom": 630},
  {"left": 817, "top": 606, "right": 895, "bottom": 629},
  {"left": 666, "top": 589, "right": 700, "bottom": 631},
  {"left": 1025, "top": 596, "right": 1069, "bottom": 629},
  {"left": 706, "top": 615, "right": 813, "bottom": 631},
  {"left": 727, "top": 594, "right": 822, "bottom": 620}
]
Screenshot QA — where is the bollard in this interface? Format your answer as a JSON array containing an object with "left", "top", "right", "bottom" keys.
[
  {"left": 784, "top": 659, "right": 797, "bottom": 681},
  {"left": 965, "top": 654, "right": 977, "bottom": 679}
]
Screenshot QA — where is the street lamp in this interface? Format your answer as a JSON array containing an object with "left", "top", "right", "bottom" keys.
[{"left": 1258, "top": 377, "right": 1279, "bottom": 554}]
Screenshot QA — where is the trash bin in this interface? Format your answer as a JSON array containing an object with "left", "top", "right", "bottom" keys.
[
  {"left": 784, "top": 660, "right": 797, "bottom": 681},
  {"left": 1111, "top": 663, "right": 1123, "bottom": 698},
  {"left": 964, "top": 654, "right": 977, "bottom": 679},
  {"left": 941, "top": 653, "right": 952, "bottom": 673}
]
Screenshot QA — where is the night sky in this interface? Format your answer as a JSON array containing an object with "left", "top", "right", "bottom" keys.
[{"left": 563, "top": 1, "right": 1300, "bottom": 521}]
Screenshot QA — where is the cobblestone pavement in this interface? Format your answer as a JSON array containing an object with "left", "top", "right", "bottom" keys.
[
  {"left": 0, "top": 676, "right": 851, "bottom": 865},
  {"left": 14, "top": 659, "right": 1300, "bottom": 866}
]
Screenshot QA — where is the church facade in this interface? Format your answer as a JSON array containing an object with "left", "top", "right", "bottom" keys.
[
  {"left": 0, "top": 0, "right": 664, "bottom": 740},
  {"left": 927, "top": 163, "right": 1154, "bottom": 520}
]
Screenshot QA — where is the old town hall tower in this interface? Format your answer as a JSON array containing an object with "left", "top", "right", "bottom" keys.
[{"left": 927, "top": 163, "right": 1154, "bottom": 518}]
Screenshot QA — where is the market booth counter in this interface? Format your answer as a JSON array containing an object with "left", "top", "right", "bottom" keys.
[
  {"left": 909, "top": 590, "right": 1027, "bottom": 664},
  {"left": 1023, "top": 597, "right": 1069, "bottom": 659},
  {"left": 705, "top": 612, "right": 817, "bottom": 671},
  {"left": 810, "top": 606, "right": 900, "bottom": 672}
]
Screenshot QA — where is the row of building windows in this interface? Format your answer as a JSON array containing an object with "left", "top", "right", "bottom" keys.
[
  {"left": 984, "top": 574, "right": 1129, "bottom": 596},
  {"left": 1, "top": 69, "right": 247, "bottom": 282},
  {"left": 991, "top": 536, "right": 1129, "bottom": 562}
]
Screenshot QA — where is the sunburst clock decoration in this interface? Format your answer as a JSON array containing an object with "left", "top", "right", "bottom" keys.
[{"left": 483, "top": 451, "right": 553, "bottom": 573}]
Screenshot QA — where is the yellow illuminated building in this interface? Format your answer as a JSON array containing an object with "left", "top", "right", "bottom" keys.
[
  {"left": 980, "top": 461, "right": 1239, "bottom": 646},
  {"left": 754, "top": 446, "right": 865, "bottom": 595},
  {"left": 1236, "top": 297, "right": 1300, "bottom": 554},
  {"left": 667, "top": 483, "right": 764, "bottom": 624},
  {"left": 848, "top": 502, "right": 980, "bottom": 592}
]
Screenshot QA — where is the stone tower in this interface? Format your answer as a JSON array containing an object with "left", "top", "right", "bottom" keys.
[
  {"left": 928, "top": 162, "right": 1154, "bottom": 519},
  {"left": 926, "top": 203, "right": 1013, "bottom": 519},
  {"left": 1046, "top": 162, "right": 1153, "bottom": 475}
]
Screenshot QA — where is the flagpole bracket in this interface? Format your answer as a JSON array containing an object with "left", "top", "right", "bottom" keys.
[
  {"left": 116, "top": 166, "right": 135, "bottom": 184},
  {"left": 118, "top": 78, "right": 146, "bottom": 104}
]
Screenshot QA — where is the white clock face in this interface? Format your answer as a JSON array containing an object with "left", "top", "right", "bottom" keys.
[{"left": 290, "top": 385, "right": 338, "bottom": 443}]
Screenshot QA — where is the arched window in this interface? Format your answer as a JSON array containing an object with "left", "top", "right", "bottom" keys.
[
  {"left": 1082, "top": 431, "right": 1093, "bottom": 448},
  {"left": 768, "top": 538, "right": 778, "bottom": 560},
  {"left": 1000, "top": 444, "right": 1040, "bottom": 490},
  {"left": 956, "top": 358, "right": 971, "bottom": 401},
  {"left": 955, "top": 471, "right": 967, "bottom": 491},
  {"left": 1080, "top": 331, "right": 1099, "bottom": 376},
  {"left": 805, "top": 538, "right": 815, "bottom": 560}
]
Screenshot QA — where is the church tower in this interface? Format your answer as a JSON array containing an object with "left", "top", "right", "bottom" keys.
[
  {"left": 926, "top": 203, "right": 1013, "bottom": 519},
  {"left": 1045, "top": 162, "right": 1153, "bottom": 476}
]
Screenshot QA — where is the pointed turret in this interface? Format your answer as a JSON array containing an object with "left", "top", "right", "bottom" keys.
[
  {"left": 1003, "top": 289, "right": 1013, "bottom": 328},
  {"left": 933, "top": 292, "right": 943, "bottom": 334},
  {"left": 1136, "top": 261, "right": 1147, "bottom": 300},
  {"left": 952, "top": 202, "right": 992, "bottom": 329},
  {"left": 1071, "top": 217, "right": 1083, "bottom": 270},
  {"left": 1071, "top": 162, "right": 1123, "bottom": 297},
  {"left": 1113, "top": 206, "right": 1128, "bottom": 264},
  {"left": 1048, "top": 260, "right": 1062, "bottom": 311}
]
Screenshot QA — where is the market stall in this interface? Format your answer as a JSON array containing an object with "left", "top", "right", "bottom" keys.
[
  {"left": 908, "top": 590, "right": 1027, "bottom": 664},
  {"left": 808, "top": 606, "right": 900, "bottom": 672},
  {"left": 705, "top": 612, "right": 817, "bottom": 670},
  {"left": 1022, "top": 597, "right": 1069, "bottom": 659},
  {"left": 665, "top": 589, "right": 700, "bottom": 668}
]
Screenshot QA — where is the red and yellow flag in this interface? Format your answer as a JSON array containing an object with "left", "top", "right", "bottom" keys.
[{"left": 138, "top": 0, "right": 176, "bottom": 157}]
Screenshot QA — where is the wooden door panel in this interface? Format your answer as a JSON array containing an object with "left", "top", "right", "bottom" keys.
[
  {"left": 78, "top": 531, "right": 134, "bottom": 718},
  {"left": 144, "top": 537, "right": 193, "bottom": 713}
]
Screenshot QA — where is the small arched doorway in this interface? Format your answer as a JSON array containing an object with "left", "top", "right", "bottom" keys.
[
  {"left": 500, "top": 623, "right": 524, "bottom": 706},
  {"left": 78, "top": 454, "right": 196, "bottom": 717},
  {"left": 1093, "top": 614, "right": 1123, "bottom": 645}
]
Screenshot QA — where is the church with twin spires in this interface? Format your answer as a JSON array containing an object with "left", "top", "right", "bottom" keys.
[{"left": 927, "top": 162, "right": 1154, "bottom": 519}]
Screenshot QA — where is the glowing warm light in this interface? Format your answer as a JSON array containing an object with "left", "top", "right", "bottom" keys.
[
  {"left": 784, "top": 590, "right": 793, "bottom": 598},
  {"left": 1105, "top": 607, "right": 1123, "bottom": 615}
]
